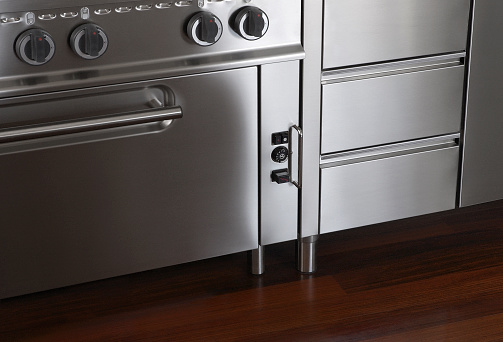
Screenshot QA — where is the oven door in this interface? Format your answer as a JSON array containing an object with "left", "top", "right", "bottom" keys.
[{"left": 0, "top": 67, "right": 258, "bottom": 299}]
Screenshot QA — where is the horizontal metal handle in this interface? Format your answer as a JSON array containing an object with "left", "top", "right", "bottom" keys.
[
  {"left": 322, "top": 52, "right": 466, "bottom": 85},
  {"left": 321, "top": 134, "right": 460, "bottom": 168},
  {"left": 0, "top": 106, "right": 183, "bottom": 143}
]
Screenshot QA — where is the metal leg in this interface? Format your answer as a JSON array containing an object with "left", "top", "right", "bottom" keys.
[
  {"left": 297, "top": 235, "right": 318, "bottom": 273},
  {"left": 250, "top": 245, "right": 265, "bottom": 275}
]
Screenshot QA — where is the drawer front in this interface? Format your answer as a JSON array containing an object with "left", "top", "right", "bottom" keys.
[
  {"left": 323, "top": 0, "right": 470, "bottom": 69},
  {"left": 321, "top": 63, "right": 464, "bottom": 154},
  {"left": 320, "top": 141, "right": 459, "bottom": 233}
]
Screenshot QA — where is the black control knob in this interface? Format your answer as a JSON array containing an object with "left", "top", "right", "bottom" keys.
[
  {"left": 233, "top": 7, "right": 269, "bottom": 40},
  {"left": 15, "top": 29, "right": 55, "bottom": 66},
  {"left": 70, "top": 24, "right": 108, "bottom": 59},
  {"left": 271, "top": 146, "right": 288, "bottom": 163},
  {"left": 187, "top": 12, "right": 223, "bottom": 46}
]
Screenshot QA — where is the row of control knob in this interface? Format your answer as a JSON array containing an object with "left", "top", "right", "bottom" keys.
[
  {"left": 14, "top": 6, "right": 268, "bottom": 65},
  {"left": 15, "top": 23, "right": 107, "bottom": 65},
  {"left": 187, "top": 7, "right": 269, "bottom": 46}
]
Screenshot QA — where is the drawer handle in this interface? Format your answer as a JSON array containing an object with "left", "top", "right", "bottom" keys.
[
  {"left": 320, "top": 133, "right": 460, "bottom": 168},
  {"left": 289, "top": 125, "right": 303, "bottom": 189},
  {"left": 0, "top": 106, "right": 183, "bottom": 143}
]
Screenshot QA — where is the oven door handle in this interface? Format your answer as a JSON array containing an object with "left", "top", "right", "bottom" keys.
[
  {"left": 288, "top": 125, "right": 303, "bottom": 189},
  {"left": 0, "top": 106, "right": 183, "bottom": 143}
]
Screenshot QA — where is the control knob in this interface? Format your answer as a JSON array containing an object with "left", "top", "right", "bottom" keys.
[
  {"left": 271, "top": 146, "right": 288, "bottom": 163},
  {"left": 15, "top": 29, "right": 55, "bottom": 66},
  {"left": 233, "top": 6, "right": 269, "bottom": 40},
  {"left": 70, "top": 23, "right": 108, "bottom": 59},
  {"left": 187, "top": 12, "right": 223, "bottom": 46}
]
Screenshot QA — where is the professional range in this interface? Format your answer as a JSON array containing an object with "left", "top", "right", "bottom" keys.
[{"left": 1, "top": 0, "right": 501, "bottom": 299}]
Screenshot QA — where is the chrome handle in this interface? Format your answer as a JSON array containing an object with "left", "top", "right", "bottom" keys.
[
  {"left": 320, "top": 133, "right": 460, "bottom": 168},
  {"left": 288, "top": 125, "right": 303, "bottom": 189},
  {"left": 0, "top": 106, "right": 183, "bottom": 143},
  {"left": 321, "top": 52, "right": 466, "bottom": 85}
]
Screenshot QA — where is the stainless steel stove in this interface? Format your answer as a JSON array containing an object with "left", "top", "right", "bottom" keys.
[{"left": 0, "top": 0, "right": 303, "bottom": 298}]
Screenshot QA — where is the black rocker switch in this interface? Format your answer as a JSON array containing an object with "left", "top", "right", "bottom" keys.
[
  {"left": 272, "top": 131, "right": 289, "bottom": 145},
  {"left": 271, "top": 169, "right": 289, "bottom": 184}
]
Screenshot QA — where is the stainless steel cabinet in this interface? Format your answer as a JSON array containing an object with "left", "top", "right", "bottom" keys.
[
  {"left": 313, "top": 0, "right": 470, "bottom": 237},
  {"left": 323, "top": 0, "right": 471, "bottom": 68},
  {"left": 460, "top": 0, "right": 503, "bottom": 206}
]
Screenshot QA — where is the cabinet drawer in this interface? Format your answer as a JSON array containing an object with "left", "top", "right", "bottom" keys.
[
  {"left": 321, "top": 57, "right": 464, "bottom": 154},
  {"left": 323, "top": 0, "right": 470, "bottom": 69},
  {"left": 320, "top": 136, "right": 459, "bottom": 233}
]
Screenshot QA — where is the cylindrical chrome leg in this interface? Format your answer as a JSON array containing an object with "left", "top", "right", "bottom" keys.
[
  {"left": 297, "top": 235, "right": 318, "bottom": 273},
  {"left": 250, "top": 245, "right": 265, "bottom": 275}
]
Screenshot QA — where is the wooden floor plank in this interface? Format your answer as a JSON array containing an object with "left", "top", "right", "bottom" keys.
[{"left": 363, "top": 313, "right": 503, "bottom": 342}]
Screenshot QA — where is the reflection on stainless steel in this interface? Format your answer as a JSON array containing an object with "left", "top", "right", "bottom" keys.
[
  {"left": 321, "top": 59, "right": 465, "bottom": 153},
  {"left": 297, "top": 235, "right": 317, "bottom": 274},
  {"left": 460, "top": 0, "right": 503, "bottom": 206},
  {"left": 299, "top": 0, "right": 470, "bottom": 271},
  {"left": 0, "top": 0, "right": 303, "bottom": 299},
  {"left": 320, "top": 142, "right": 459, "bottom": 233},
  {"left": 0, "top": 106, "right": 183, "bottom": 143},
  {"left": 323, "top": 0, "right": 470, "bottom": 68},
  {"left": 1, "top": 16, "right": 21, "bottom": 23}
]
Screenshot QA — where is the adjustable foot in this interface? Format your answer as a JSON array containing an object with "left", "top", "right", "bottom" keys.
[
  {"left": 297, "top": 235, "right": 318, "bottom": 273},
  {"left": 250, "top": 245, "right": 265, "bottom": 275}
]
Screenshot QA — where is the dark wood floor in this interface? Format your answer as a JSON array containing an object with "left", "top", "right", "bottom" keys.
[{"left": 2, "top": 200, "right": 503, "bottom": 341}]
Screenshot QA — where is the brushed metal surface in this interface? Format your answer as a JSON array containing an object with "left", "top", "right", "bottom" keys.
[
  {"left": 250, "top": 245, "right": 264, "bottom": 275},
  {"left": 297, "top": 235, "right": 317, "bottom": 273},
  {"left": 320, "top": 143, "right": 459, "bottom": 233},
  {"left": 460, "top": 0, "right": 503, "bottom": 207},
  {"left": 323, "top": 0, "right": 470, "bottom": 69},
  {"left": 0, "top": 67, "right": 259, "bottom": 299},
  {"left": 299, "top": 0, "right": 323, "bottom": 238},
  {"left": 321, "top": 64, "right": 465, "bottom": 153},
  {"left": 260, "top": 61, "right": 299, "bottom": 246},
  {"left": 0, "top": 0, "right": 303, "bottom": 97}
]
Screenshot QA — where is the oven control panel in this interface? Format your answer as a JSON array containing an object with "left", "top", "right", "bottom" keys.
[
  {"left": 0, "top": 0, "right": 302, "bottom": 97},
  {"left": 8, "top": 3, "right": 271, "bottom": 63}
]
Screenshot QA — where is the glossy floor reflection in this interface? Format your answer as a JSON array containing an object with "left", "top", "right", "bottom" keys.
[{"left": 2, "top": 200, "right": 503, "bottom": 341}]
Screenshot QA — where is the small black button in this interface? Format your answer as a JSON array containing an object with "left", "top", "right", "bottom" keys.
[
  {"left": 272, "top": 131, "right": 288, "bottom": 145},
  {"left": 272, "top": 133, "right": 283, "bottom": 145},
  {"left": 280, "top": 132, "right": 289, "bottom": 144},
  {"left": 271, "top": 169, "right": 289, "bottom": 184}
]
